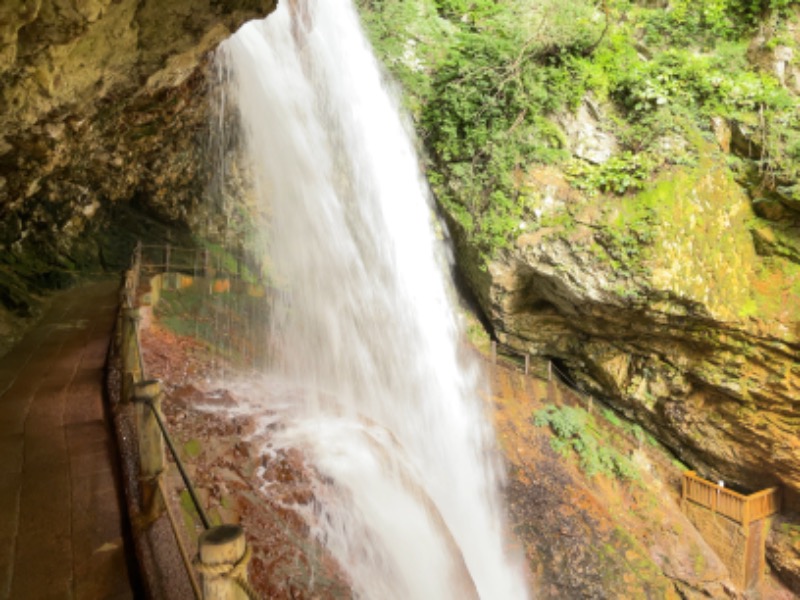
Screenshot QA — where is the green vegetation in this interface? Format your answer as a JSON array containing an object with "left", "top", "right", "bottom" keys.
[
  {"left": 639, "top": 0, "right": 799, "bottom": 44},
  {"left": 357, "top": 0, "right": 800, "bottom": 260},
  {"left": 779, "top": 521, "right": 800, "bottom": 541},
  {"left": 566, "top": 153, "right": 658, "bottom": 196},
  {"left": 692, "top": 546, "right": 707, "bottom": 574},
  {"left": 533, "top": 404, "right": 641, "bottom": 482},
  {"left": 180, "top": 489, "right": 202, "bottom": 533},
  {"left": 184, "top": 438, "right": 202, "bottom": 459},
  {"left": 154, "top": 282, "right": 269, "bottom": 366},
  {"left": 462, "top": 307, "right": 492, "bottom": 353},
  {"left": 601, "top": 408, "right": 660, "bottom": 448}
]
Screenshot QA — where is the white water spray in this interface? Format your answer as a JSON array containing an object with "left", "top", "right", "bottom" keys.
[{"left": 215, "top": 2, "right": 529, "bottom": 598}]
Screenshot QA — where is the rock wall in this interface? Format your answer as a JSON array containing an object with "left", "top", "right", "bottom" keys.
[
  {"left": 767, "top": 515, "right": 800, "bottom": 596},
  {"left": 0, "top": 0, "right": 276, "bottom": 350},
  {"left": 449, "top": 139, "right": 800, "bottom": 506}
]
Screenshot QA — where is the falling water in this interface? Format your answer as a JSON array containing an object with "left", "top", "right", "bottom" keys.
[{"left": 214, "top": 2, "right": 529, "bottom": 598}]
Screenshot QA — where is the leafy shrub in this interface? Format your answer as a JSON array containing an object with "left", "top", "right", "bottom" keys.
[
  {"left": 420, "top": 9, "right": 583, "bottom": 256},
  {"left": 358, "top": 0, "right": 800, "bottom": 258},
  {"left": 566, "top": 152, "right": 657, "bottom": 195},
  {"left": 359, "top": 0, "right": 605, "bottom": 258},
  {"left": 533, "top": 404, "right": 641, "bottom": 482},
  {"left": 640, "top": 0, "right": 798, "bottom": 46},
  {"left": 602, "top": 408, "right": 622, "bottom": 427}
]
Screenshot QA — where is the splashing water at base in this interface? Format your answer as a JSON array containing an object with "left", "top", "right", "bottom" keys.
[{"left": 214, "top": 2, "right": 529, "bottom": 598}]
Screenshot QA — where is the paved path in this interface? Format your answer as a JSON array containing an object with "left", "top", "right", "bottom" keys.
[{"left": 0, "top": 279, "right": 138, "bottom": 599}]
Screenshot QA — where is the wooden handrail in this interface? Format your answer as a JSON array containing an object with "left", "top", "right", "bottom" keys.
[
  {"left": 120, "top": 241, "right": 256, "bottom": 599},
  {"left": 685, "top": 471, "right": 747, "bottom": 499},
  {"left": 747, "top": 486, "right": 780, "bottom": 500},
  {"left": 682, "top": 471, "right": 780, "bottom": 527}
]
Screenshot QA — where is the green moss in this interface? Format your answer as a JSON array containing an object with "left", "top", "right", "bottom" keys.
[
  {"left": 179, "top": 489, "right": 200, "bottom": 533},
  {"left": 597, "top": 146, "right": 766, "bottom": 322},
  {"left": 184, "top": 438, "right": 202, "bottom": 459},
  {"left": 464, "top": 314, "right": 491, "bottom": 354},
  {"left": 208, "top": 508, "right": 223, "bottom": 527},
  {"left": 602, "top": 408, "right": 622, "bottom": 427},
  {"left": 692, "top": 547, "right": 707, "bottom": 574},
  {"left": 739, "top": 297, "right": 758, "bottom": 318},
  {"left": 598, "top": 526, "right": 674, "bottom": 595},
  {"left": 779, "top": 522, "right": 800, "bottom": 540}
]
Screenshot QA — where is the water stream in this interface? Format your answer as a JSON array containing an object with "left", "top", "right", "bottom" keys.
[{"left": 213, "top": 2, "right": 529, "bottom": 597}]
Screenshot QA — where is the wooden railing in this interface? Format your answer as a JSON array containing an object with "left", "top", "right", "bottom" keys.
[
  {"left": 682, "top": 471, "right": 780, "bottom": 527},
  {"left": 119, "top": 241, "right": 259, "bottom": 599}
]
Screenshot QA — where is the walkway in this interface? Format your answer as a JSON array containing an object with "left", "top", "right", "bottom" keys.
[{"left": 0, "top": 279, "right": 138, "bottom": 598}]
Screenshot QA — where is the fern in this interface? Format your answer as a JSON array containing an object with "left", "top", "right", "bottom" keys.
[{"left": 533, "top": 404, "right": 641, "bottom": 483}]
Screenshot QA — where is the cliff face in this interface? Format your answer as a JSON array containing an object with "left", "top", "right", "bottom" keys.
[
  {"left": 454, "top": 146, "right": 800, "bottom": 502},
  {"left": 0, "top": 0, "right": 276, "bottom": 349}
]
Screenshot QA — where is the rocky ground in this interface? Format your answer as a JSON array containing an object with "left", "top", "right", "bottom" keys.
[
  {"left": 140, "top": 319, "right": 350, "bottom": 599},
  {"left": 136, "top": 298, "right": 799, "bottom": 599},
  {"left": 490, "top": 357, "right": 796, "bottom": 599}
]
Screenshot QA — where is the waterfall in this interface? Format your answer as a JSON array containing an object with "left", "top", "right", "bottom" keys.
[{"left": 213, "top": 2, "right": 529, "bottom": 598}]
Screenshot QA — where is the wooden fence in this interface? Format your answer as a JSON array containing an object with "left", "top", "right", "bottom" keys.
[{"left": 682, "top": 471, "right": 780, "bottom": 527}]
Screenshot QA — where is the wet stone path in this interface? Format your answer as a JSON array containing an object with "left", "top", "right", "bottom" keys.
[{"left": 0, "top": 279, "right": 137, "bottom": 599}]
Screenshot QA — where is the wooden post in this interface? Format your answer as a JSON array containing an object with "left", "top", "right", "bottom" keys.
[
  {"left": 164, "top": 243, "right": 171, "bottom": 274},
  {"left": 198, "top": 525, "right": 250, "bottom": 600},
  {"left": 548, "top": 360, "right": 552, "bottom": 381},
  {"left": 204, "top": 248, "right": 211, "bottom": 277},
  {"left": 134, "top": 380, "right": 166, "bottom": 517},
  {"left": 123, "top": 269, "right": 134, "bottom": 307},
  {"left": 121, "top": 308, "right": 141, "bottom": 402},
  {"left": 524, "top": 353, "right": 530, "bottom": 375},
  {"left": 115, "top": 289, "right": 127, "bottom": 348},
  {"left": 491, "top": 341, "right": 497, "bottom": 365}
]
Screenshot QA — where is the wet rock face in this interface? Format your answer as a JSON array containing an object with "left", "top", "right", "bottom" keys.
[
  {"left": 0, "top": 0, "right": 276, "bottom": 313},
  {"left": 768, "top": 516, "right": 800, "bottom": 596},
  {"left": 452, "top": 151, "right": 800, "bottom": 507}
]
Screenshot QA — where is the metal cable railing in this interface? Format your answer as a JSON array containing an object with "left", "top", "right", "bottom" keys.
[
  {"left": 133, "top": 242, "right": 263, "bottom": 285},
  {"left": 118, "top": 240, "right": 259, "bottom": 600},
  {"left": 489, "top": 339, "right": 585, "bottom": 397},
  {"left": 144, "top": 395, "right": 212, "bottom": 531}
]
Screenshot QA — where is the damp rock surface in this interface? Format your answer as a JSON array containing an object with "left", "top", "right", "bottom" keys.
[
  {"left": 0, "top": 0, "right": 277, "bottom": 339},
  {"left": 451, "top": 153, "right": 800, "bottom": 509},
  {"left": 140, "top": 301, "right": 798, "bottom": 598},
  {"left": 140, "top": 319, "right": 353, "bottom": 599}
]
